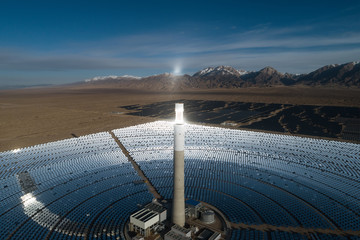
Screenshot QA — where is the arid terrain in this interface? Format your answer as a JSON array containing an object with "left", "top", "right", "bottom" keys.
[{"left": 1, "top": 85, "right": 359, "bottom": 152}]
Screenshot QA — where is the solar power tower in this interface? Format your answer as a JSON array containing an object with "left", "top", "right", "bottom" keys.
[{"left": 172, "top": 103, "right": 185, "bottom": 227}]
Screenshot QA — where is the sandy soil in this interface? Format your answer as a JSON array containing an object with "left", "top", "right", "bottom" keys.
[{"left": 1, "top": 86, "right": 359, "bottom": 152}]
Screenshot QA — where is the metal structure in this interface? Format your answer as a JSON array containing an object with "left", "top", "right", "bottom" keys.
[
  {"left": 129, "top": 202, "right": 167, "bottom": 237},
  {"left": 200, "top": 210, "right": 215, "bottom": 224}
]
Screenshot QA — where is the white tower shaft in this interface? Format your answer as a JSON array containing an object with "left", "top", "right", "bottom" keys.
[{"left": 172, "top": 103, "right": 185, "bottom": 227}]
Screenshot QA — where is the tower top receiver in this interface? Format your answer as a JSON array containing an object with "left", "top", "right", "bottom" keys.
[{"left": 175, "top": 103, "right": 184, "bottom": 124}]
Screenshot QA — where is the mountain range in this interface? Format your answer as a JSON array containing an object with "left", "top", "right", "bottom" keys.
[{"left": 83, "top": 61, "right": 360, "bottom": 90}]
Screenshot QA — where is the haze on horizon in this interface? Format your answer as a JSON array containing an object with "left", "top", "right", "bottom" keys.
[{"left": 1, "top": 0, "right": 360, "bottom": 88}]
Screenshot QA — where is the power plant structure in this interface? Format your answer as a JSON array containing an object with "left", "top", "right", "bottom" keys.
[
  {"left": 172, "top": 103, "right": 186, "bottom": 227},
  {"left": 127, "top": 103, "right": 224, "bottom": 239},
  {"left": 2, "top": 102, "right": 359, "bottom": 239}
]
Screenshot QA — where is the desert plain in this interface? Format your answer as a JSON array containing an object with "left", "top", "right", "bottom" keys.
[{"left": 1, "top": 85, "right": 359, "bottom": 152}]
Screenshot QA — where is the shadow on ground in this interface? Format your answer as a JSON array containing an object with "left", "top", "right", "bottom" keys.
[{"left": 119, "top": 100, "right": 360, "bottom": 142}]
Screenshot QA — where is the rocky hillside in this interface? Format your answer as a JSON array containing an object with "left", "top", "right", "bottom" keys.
[
  {"left": 83, "top": 61, "right": 360, "bottom": 89},
  {"left": 295, "top": 62, "right": 360, "bottom": 86}
]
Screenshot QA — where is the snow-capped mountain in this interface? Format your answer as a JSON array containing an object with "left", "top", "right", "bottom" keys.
[
  {"left": 83, "top": 61, "right": 360, "bottom": 89},
  {"left": 193, "top": 66, "right": 247, "bottom": 77},
  {"left": 85, "top": 75, "right": 141, "bottom": 82}
]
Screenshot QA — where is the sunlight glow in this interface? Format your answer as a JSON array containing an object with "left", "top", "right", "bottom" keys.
[
  {"left": 21, "top": 193, "right": 37, "bottom": 207},
  {"left": 12, "top": 148, "right": 21, "bottom": 153},
  {"left": 173, "top": 61, "right": 182, "bottom": 75},
  {"left": 175, "top": 103, "right": 184, "bottom": 124}
]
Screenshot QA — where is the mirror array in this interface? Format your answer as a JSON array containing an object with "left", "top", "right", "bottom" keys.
[
  {"left": 113, "top": 121, "right": 360, "bottom": 240},
  {"left": 0, "top": 132, "right": 152, "bottom": 239},
  {"left": 1, "top": 121, "right": 359, "bottom": 239}
]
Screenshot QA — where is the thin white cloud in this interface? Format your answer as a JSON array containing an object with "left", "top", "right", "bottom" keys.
[
  {"left": 69, "top": 24, "right": 360, "bottom": 56},
  {"left": 0, "top": 25, "right": 359, "bottom": 75}
]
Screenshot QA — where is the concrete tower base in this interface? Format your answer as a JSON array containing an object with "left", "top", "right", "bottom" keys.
[{"left": 172, "top": 150, "right": 185, "bottom": 226}]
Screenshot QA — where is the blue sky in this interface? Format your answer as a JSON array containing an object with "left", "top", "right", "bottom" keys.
[{"left": 1, "top": 0, "right": 360, "bottom": 87}]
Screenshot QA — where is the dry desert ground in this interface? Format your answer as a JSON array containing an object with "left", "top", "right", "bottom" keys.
[{"left": 1, "top": 85, "right": 359, "bottom": 152}]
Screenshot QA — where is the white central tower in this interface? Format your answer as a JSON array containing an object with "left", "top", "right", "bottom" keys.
[{"left": 172, "top": 103, "right": 185, "bottom": 226}]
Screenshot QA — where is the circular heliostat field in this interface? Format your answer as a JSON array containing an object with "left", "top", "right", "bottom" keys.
[{"left": 1, "top": 121, "right": 359, "bottom": 239}]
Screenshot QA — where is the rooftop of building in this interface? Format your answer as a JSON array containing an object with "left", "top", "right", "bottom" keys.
[
  {"left": 171, "top": 224, "right": 191, "bottom": 234},
  {"left": 164, "top": 230, "right": 191, "bottom": 240},
  {"left": 131, "top": 208, "right": 158, "bottom": 222}
]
